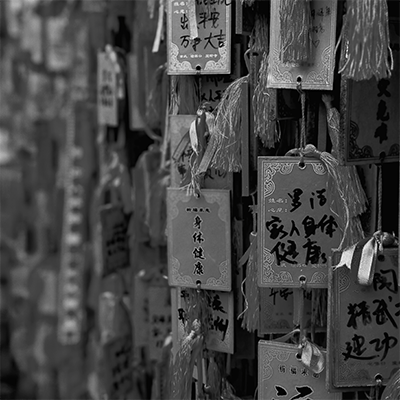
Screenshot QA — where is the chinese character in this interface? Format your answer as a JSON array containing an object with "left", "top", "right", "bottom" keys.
[
  {"left": 210, "top": 294, "right": 226, "bottom": 313},
  {"left": 377, "top": 100, "right": 390, "bottom": 121},
  {"left": 347, "top": 301, "right": 372, "bottom": 329},
  {"left": 342, "top": 334, "right": 377, "bottom": 361},
  {"left": 291, "top": 386, "right": 313, "bottom": 400},
  {"left": 192, "top": 246, "right": 205, "bottom": 260},
  {"left": 278, "top": 365, "right": 286, "bottom": 374},
  {"left": 192, "top": 231, "right": 205, "bottom": 244},
  {"left": 309, "top": 188, "right": 327, "bottom": 209},
  {"left": 303, "top": 238, "right": 327, "bottom": 264},
  {"left": 369, "top": 332, "right": 398, "bottom": 362},
  {"left": 177, "top": 308, "right": 186, "bottom": 325},
  {"left": 211, "top": 316, "right": 229, "bottom": 340},
  {"left": 377, "top": 79, "right": 391, "bottom": 97},
  {"left": 204, "top": 30, "right": 226, "bottom": 49},
  {"left": 265, "top": 216, "right": 288, "bottom": 239},
  {"left": 180, "top": 13, "right": 189, "bottom": 29},
  {"left": 289, "top": 220, "right": 300, "bottom": 237},
  {"left": 193, "top": 261, "right": 205, "bottom": 275},
  {"left": 193, "top": 215, "right": 203, "bottom": 229},
  {"left": 288, "top": 188, "right": 303, "bottom": 212},
  {"left": 373, "top": 269, "right": 398, "bottom": 294},
  {"left": 372, "top": 298, "right": 397, "bottom": 328},
  {"left": 271, "top": 240, "right": 299, "bottom": 265},
  {"left": 290, "top": 366, "right": 297, "bottom": 375},
  {"left": 180, "top": 34, "right": 190, "bottom": 48},
  {"left": 374, "top": 122, "right": 388, "bottom": 143},
  {"left": 274, "top": 385, "right": 288, "bottom": 396}
]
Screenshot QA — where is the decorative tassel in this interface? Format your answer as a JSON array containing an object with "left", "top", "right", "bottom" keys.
[
  {"left": 253, "top": 52, "right": 278, "bottom": 148},
  {"left": 184, "top": 110, "right": 217, "bottom": 196},
  {"left": 171, "top": 320, "right": 203, "bottom": 400},
  {"left": 210, "top": 76, "right": 249, "bottom": 172},
  {"left": 338, "top": 0, "right": 393, "bottom": 81},
  {"left": 221, "top": 379, "right": 242, "bottom": 400},
  {"left": 237, "top": 232, "right": 259, "bottom": 332},
  {"left": 205, "top": 355, "right": 222, "bottom": 400},
  {"left": 322, "top": 94, "right": 368, "bottom": 242},
  {"left": 279, "top": 0, "right": 312, "bottom": 64},
  {"left": 146, "top": 63, "right": 169, "bottom": 131},
  {"left": 381, "top": 368, "right": 400, "bottom": 400}
]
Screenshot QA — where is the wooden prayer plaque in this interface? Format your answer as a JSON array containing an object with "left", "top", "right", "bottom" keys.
[
  {"left": 327, "top": 249, "right": 399, "bottom": 389},
  {"left": 172, "top": 288, "right": 234, "bottom": 354},
  {"left": 100, "top": 204, "right": 129, "bottom": 277},
  {"left": 97, "top": 52, "right": 118, "bottom": 126},
  {"left": 167, "top": 188, "right": 231, "bottom": 291},
  {"left": 267, "top": 0, "right": 337, "bottom": 90},
  {"left": 258, "top": 341, "right": 340, "bottom": 400},
  {"left": 258, "top": 157, "right": 342, "bottom": 288},
  {"left": 338, "top": 21, "right": 400, "bottom": 165},
  {"left": 167, "top": 0, "right": 231, "bottom": 74}
]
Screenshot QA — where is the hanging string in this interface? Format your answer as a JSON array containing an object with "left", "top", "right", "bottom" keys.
[
  {"left": 377, "top": 164, "right": 382, "bottom": 234},
  {"left": 297, "top": 83, "right": 307, "bottom": 149}
]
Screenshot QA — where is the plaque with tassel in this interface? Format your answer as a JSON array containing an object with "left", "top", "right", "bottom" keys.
[{"left": 267, "top": 0, "right": 338, "bottom": 90}]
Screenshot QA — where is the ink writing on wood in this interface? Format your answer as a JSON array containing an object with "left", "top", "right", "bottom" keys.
[
  {"left": 97, "top": 52, "right": 118, "bottom": 126},
  {"left": 104, "top": 335, "right": 133, "bottom": 399},
  {"left": 167, "top": 188, "right": 231, "bottom": 291},
  {"left": 258, "top": 158, "right": 341, "bottom": 288},
  {"left": 329, "top": 249, "right": 399, "bottom": 387},
  {"left": 168, "top": 0, "right": 231, "bottom": 74},
  {"left": 100, "top": 205, "right": 129, "bottom": 277}
]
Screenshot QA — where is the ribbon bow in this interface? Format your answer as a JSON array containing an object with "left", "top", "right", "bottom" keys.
[
  {"left": 335, "top": 231, "right": 383, "bottom": 286},
  {"left": 300, "top": 338, "right": 325, "bottom": 374}
]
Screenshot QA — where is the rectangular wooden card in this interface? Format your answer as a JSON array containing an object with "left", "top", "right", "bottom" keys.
[
  {"left": 327, "top": 249, "right": 399, "bottom": 389},
  {"left": 258, "top": 341, "right": 340, "bottom": 400},
  {"left": 267, "top": 0, "right": 337, "bottom": 90},
  {"left": 338, "top": 20, "right": 399, "bottom": 165},
  {"left": 167, "top": 188, "right": 231, "bottom": 291},
  {"left": 167, "top": 0, "right": 231, "bottom": 74},
  {"left": 148, "top": 286, "right": 172, "bottom": 362},
  {"left": 259, "top": 288, "right": 327, "bottom": 335},
  {"left": 97, "top": 52, "right": 118, "bottom": 126},
  {"left": 172, "top": 288, "right": 234, "bottom": 354},
  {"left": 100, "top": 204, "right": 130, "bottom": 277},
  {"left": 258, "top": 157, "right": 342, "bottom": 288},
  {"left": 169, "top": 115, "right": 232, "bottom": 189}
]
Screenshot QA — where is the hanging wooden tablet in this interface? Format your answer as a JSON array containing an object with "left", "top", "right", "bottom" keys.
[
  {"left": 148, "top": 285, "right": 172, "bottom": 362},
  {"left": 258, "top": 157, "right": 342, "bottom": 288},
  {"left": 338, "top": 20, "right": 400, "bottom": 165},
  {"left": 327, "top": 248, "right": 399, "bottom": 389},
  {"left": 258, "top": 341, "right": 340, "bottom": 400},
  {"left": 172, "top": 288, "right": 234, "bottom": 354},
  {"left": 167, "top": 188, "right": 231, "bottom": 291},
  {"left": 259, "top": 288, "right": 327, "bottom": 335},
  {"left": 97, "top": 51, "right": 118, "bottom": 127},
  {"left": 267, "top": 0, "right": 337, "bottom": 90},
  {"left": 99, "top": 204, "right": 129, "bottom": 277},
  {"left": 167, "top": 0, "right": 231, "bottom": 74}
]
